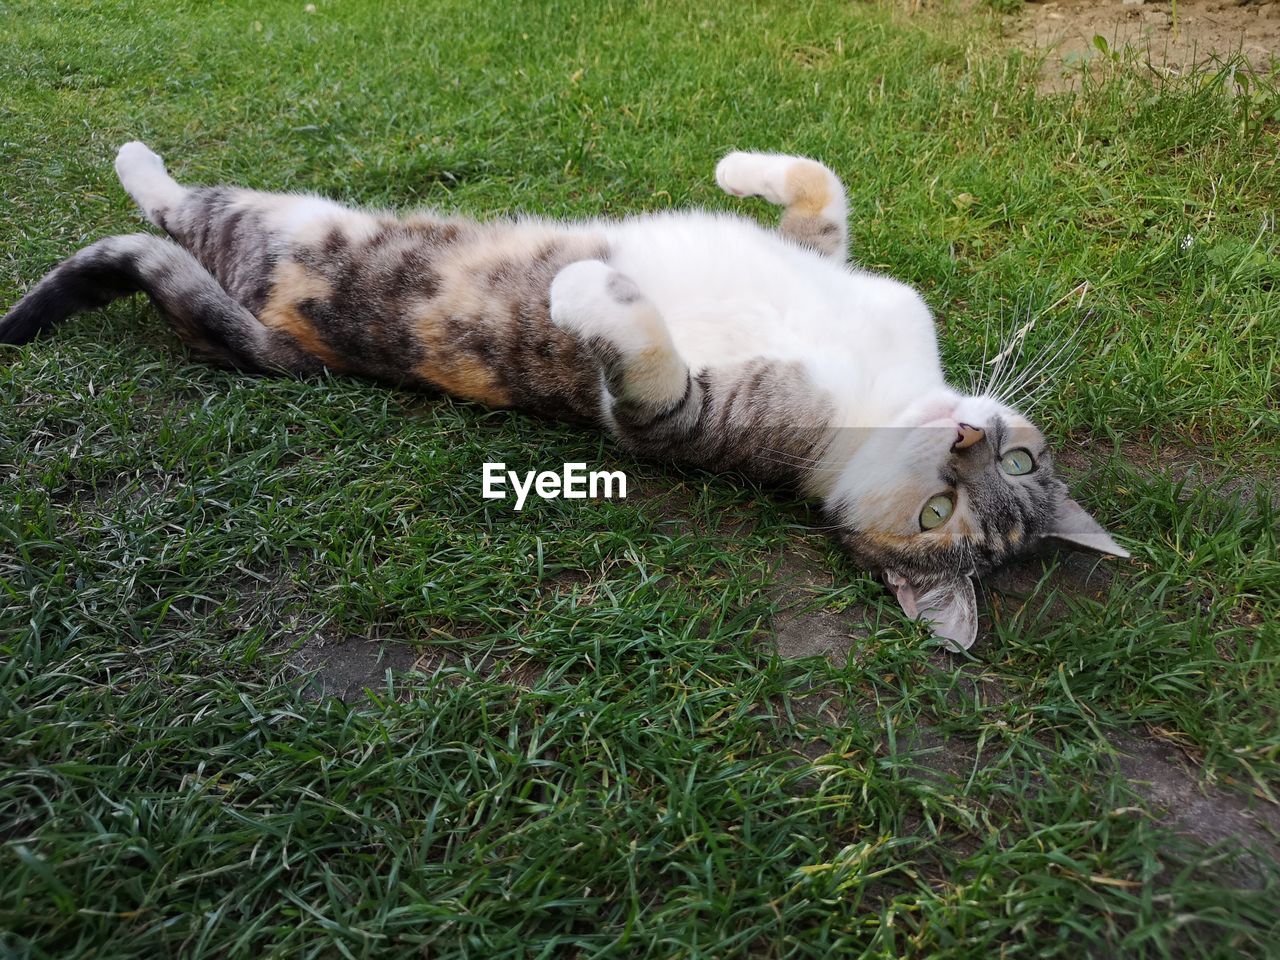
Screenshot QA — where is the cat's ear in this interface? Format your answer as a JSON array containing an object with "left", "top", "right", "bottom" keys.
[
  {"left": 1049, "top": 497, "right": 1130, "bottom": 558},
  {"left": 884, "top": 571, "right": 978, "bottom": 651}
]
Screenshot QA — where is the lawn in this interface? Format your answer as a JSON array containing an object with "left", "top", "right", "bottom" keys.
[{"left": 1, "top": 0, "right": 1278, "bottom": 957}]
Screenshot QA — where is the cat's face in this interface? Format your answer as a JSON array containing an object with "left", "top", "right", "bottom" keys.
[{"left": 828, "top": 391, "right": 1127, "bottom": 650}]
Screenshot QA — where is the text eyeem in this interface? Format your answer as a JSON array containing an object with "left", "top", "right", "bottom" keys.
[{"left": 482, "top": 462, "right": 628, "bottom": 510}]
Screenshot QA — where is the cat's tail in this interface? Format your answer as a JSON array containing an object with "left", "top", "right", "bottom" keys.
[{"left": 0, "top": 233, "right": 318, "bottom": 373}]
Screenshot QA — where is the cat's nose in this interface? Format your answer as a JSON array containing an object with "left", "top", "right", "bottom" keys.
[{"left": 953, "top": 423, "right": 984, "bottom": 450}]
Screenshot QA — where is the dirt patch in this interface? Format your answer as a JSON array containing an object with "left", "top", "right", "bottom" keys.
[
  {"left": 885, "top": 716, "right": 1280, "bottom": 883},
  {"left": 1012, "top": 0, "right": 1280, "bottom": 91},
  {"left": 282, "top": 630, "right": 551, "bottom": 701},
  {"left": 285, "top": 632, "right": 433, "bottom": 700},
  {"left": 769, "top": 547, "right": 880, "bottom": 664},
  {"left": 1110, "top": 730, "right": 1280, "bottom": 883},
  {"left": 984, "top": 538, "right": 1117, "bottom": 624}
]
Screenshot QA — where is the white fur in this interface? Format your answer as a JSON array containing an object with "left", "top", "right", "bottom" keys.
[
  {"left": 715, "top": 150, "right": 848, "bottom": 228},
  {"left": 264, "top": 194, "right": 354, "bottom": 238},
  {"left": 550, "top": 260, "right": 652, "bottom": 354},
  {"left": 115, "top": 141, "right": 185, "bottom": 219},
  {"left": 600, "top": 208, "right": 953, "bottom": 500},
  {"left": 571, "top": 153, "right": 963, "bottom": 506},
  {"left": 590, "top": 155, "right": 1060, "bottom": 544},
  {"left": 550, "top": 259, "right": 688, "bottom": 409},
  {"left": 601, "top": 206, "right": 939, "bottom": 435}
]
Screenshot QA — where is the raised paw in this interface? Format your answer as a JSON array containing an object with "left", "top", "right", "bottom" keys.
[
  {"left": 716, "top": 151, "right": 849, "bottom": 259},
  {"left": 115, "top": 141, "right": 167, "bottom": 188},
  {"left": 550, "top": 260, "right": 650, "bottom": 351},
  {"left": 115, "top": 140, "right": 183, "bottom": 217},
  {"left": 715, "top": 151, "right": 844, "bottom": 213},
  {"left": 715, "top": 151, "right": 798, "bottom": 205}
]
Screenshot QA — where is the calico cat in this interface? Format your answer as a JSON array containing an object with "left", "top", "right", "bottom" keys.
[{"left": 0, "top": 142, "right": 1129, "bottom": 649}]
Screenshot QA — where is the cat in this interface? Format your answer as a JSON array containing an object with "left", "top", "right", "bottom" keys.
[{"left": 0, "top": 142, "right": 1129, "bottom": 650}]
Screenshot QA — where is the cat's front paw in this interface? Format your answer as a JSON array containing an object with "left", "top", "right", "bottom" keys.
[
  {"left": 550, "top": 260, "right": 645, "bottom": 344},
  {"left": 715, "top": 151, "right": 793, "bottom": 205}
]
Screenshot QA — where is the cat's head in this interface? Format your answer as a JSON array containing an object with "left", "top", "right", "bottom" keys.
[{"left": 826, "top": 390, "right": 1127, "bottom": 650}]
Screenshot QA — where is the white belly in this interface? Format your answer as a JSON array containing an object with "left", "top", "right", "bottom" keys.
[{"left": 603, "top": 211, "right": 946, "bottom": 424}]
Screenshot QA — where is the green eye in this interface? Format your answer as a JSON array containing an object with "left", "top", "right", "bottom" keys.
[
  {"left": 919, "top": 493, "right": 955, "bottom": 531},
  {"left": 1000, "top": 448, "right": 1035, "bottom": 476}
]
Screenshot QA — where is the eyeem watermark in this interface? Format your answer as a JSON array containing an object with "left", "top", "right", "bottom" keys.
[{"left": 482, "top": 462, "right": 628, "bottom": 511}]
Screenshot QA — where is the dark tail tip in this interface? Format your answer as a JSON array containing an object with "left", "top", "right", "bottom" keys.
[
  {"left": 1, "top": 283, "right": 68, "bottom": 345},
  {"left": 1, "top": 240, "right": 145, "bottom": 346}
]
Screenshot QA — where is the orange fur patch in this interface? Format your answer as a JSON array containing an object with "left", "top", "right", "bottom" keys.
[
  {"left": 413, "top": 353, "right": 512, "bottom": 407},
  {"left": 409, "top": 295, "right": 513, "bottom": 407},
  {"left": 400, "top": 224, "right": 608, "bottom": 408},
  {"left": 259, "top": 262, "right": 347, "bottom": 370},
  {"left": 621, "top": 343, "right": 686, "bottom": 406},
  {"left": 785, "top": 162, "right": 833, "bottom": 218},
  {"left": 863, "top": 487, "right": 931, "bottom": 533},
  {"left": 857, "top": 488, "right": 977, "bottom": 545}
]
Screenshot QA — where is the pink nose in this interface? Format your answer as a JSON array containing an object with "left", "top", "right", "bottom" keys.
[{"left": 953, "top": 423, "right": 984, "bottom": 450}]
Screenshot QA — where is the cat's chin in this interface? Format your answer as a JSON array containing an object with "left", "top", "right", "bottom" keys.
[
  {"left": 897, "top": 388, "right": 964, "bottom": 429},
  {"left": 902, "top": 392, "right": 1018, "bottom": 432}
]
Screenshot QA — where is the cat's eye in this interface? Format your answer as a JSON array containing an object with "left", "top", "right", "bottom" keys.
[
  {"left": 1000, "top": 448, "right": 1035, "bottom": 476},
  {"left": 919, "top": 493, "right": 955, "bottom": 531}
]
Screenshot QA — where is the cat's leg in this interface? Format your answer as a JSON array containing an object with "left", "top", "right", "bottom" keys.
[
  {"left": 550, "top": 259, "right": 703, "bottom": 434},
  {"left": 0, "top": 232, "right": 322, "bottom": 374},
  {"left": 114, "top": 140, "right": 326, "bottom": 315},
  {"left": 715, "top": 152, "right": 848, "bottom": 260},
  {"left": 115, "top": 141, "right": 189, "bottom": 229}
]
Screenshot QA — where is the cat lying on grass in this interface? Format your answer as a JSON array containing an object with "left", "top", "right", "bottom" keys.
[{"left": 0, "top": 142, "right": 1128, "bottom": 649}]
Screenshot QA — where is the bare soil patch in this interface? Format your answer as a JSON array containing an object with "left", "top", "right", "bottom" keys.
[
  {"left": 1110, "top": 730, "right": 1280, "bottom": 883},
  {"left": 284, "top": 629, "right": 550, "bottom": 700},
  {"left": 1012, "top": 0, "right": 1280, "bottom": 91},
  {"left": 285, "top": 631, "right": 433, "bottom": 701},
  {"left": 769, "top": 547, "right": 878, "bottom": 664}
]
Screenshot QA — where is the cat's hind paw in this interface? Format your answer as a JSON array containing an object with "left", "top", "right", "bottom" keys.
[
  {"left": 716, "top": 151, "right": 850, "bottom": 259},
  {"left": 715, "top": 151, "right": 844, "bottom": 213},
  {"left": 115, "top": 141, "right": 185, "bottom": 220}
]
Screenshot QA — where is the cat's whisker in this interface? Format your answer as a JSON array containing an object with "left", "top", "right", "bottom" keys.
[
  {"left": 1021, "top": 315, "right": 1088, "bottom": 386},
  {"left": 751, "top": 451, "right": 840, "bottom": 473},
  {"left": 991, "top": 307, "right": 1036, "bottom": 401},
  {"left": 756, "top": 446, "right": 836, "bottom": 466},
  {"left": 753, "top": 458, "right": 847, "bottom": 479},
  {"left": 996, "top": 308, "right": 1091, "bottom": 407},
  {"left": 973, "top": 304, "right": 999, "bottom": 396},
  {"left": 978, "top": 302, "right": 1011, "bottom": 397},
  {"left": 982, "top": 281, "right": 1091, "bottom": 405},
  {"left": 971, "top": 299, "right": 1012, "bottom": 398},
  {"left": 985, "top": 311, "right": 1035, "bottom": 373},
  {"left": 1018, "top": 334, "right": 1085, "bottom": 399},
  {"left": 787, "top": 519, "right": 851, "bottom": 532},
  {"left": 997, "top": 322, "right": 1088, "bottom": 408},
  {"left": 984, "top": 301, "right": 1030, "bottom": 401}
]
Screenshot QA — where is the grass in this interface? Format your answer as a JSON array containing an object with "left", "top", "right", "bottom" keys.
[{"left": 1, "top": 0, "right": 1278, "bottom": 956}]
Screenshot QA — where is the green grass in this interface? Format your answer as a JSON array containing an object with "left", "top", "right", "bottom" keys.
[{"left": 2, "top": 0, "right": 1278, "bottom": 956}]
